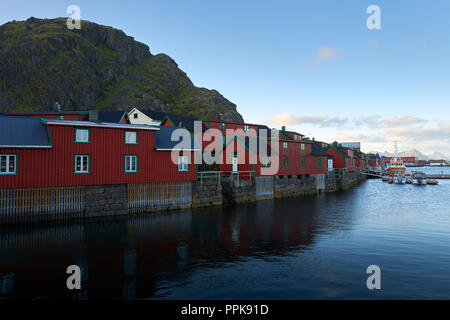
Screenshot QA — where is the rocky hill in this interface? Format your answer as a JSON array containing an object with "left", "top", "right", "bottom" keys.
[{"left": 0, "top": 17, "right": 243, "bottom": 122}]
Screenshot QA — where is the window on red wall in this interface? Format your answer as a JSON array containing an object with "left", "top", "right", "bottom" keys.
[{"left": 317, "top": 157, "right": 322, "bottom": 168}]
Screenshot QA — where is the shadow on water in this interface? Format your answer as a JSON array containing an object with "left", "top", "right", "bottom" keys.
[
  {"left": 7, "top": 179, "right": 450, "bottom": 299},
  {"left": 0, "top": 187, "right": 363, "bottom": 299}
]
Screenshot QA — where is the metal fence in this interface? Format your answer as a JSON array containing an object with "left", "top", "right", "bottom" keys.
[
  {"left": 316, "top": 174, "right": 325, "bottom": 191},
  {"left": 255, "top": 176, "right": 274, "bottom": 199},
  {"left": 197, "top": 171, "right": 255, "bottom": 187},
  {"left": 127, "top": 182, "right": 192, "bottom": 213},
  {"left": 0, "top": 187, "right": 85, "bottom": 224}
]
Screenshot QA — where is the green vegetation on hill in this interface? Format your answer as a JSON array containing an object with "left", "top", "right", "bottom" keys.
[{"left": 0, "top": 17, "right": 243, "bottom": 122}]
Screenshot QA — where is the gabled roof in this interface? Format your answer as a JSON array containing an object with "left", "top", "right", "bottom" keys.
[
  {"left": 281, "top": 130, "right": 305, "bottom": 138},
  {"left": 162, "top": 114, "right": 208, "bottom": 131},
  {"left": 279, "top": 131, "right": 293, "bottom": 140},
  {"left": 324, "top": 145, "right": 348, "bottom": 158},
  {"left": 155, "top": 126, "right": 201, "bottom": 151},
  {"left": 311, "top": 144, "right": 328, "bottom": 157},
  {"left": 0, "top": 116, "right": 52, "bottom": 148},
  {"left": 139, "top": 109, "right": 167, "bottom": 121},
  {"left": 91, "top": 111, "right": 127, "bottom": 123}
]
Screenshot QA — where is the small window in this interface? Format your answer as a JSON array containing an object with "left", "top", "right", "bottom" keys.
[
  {"left": 75, "top": 128, "right": 90, "bottom": 143},
  {"left": 262, "top": 156, "right": 270, "bottom": 168},
  {"left": 124, "top": 155, "right": 138, "bottom": 173},
  {"left": 317, "top": 157, "right": 322, "bottom": 168},
  {"left": 244, "top": 125, "right": 249, "bottom": 132},
  {"left": 219, "top": 123, "right": 226, "bottom": 130},
  {"left": 134, "top": 113, "right": 138, "bottom": 119},
  {"left": 74, "top": 155, "right": 90, "bottom": 174},
  {"left": 282, "top": 156, "right": 289, "bottom": 168},
  {"left": 125, "top": 131, "right": 138, "bottom": 144},
  {"left": 282, "top": 141, "right": 289, "bottom": 151},
  {"left": 178, "top": 155, "right": 189, "bottom": 172},
  {"left": 301, "top": 156, "right": 306, "bottom": 168},
  {"left": 55, "top": 115, "right": 64, "bottom": 120},
  {"left": 300, "top": 143, "right": 306, "bottom": 151},
  {"left": 0, "top": 154, "right": 17, "bottom": 175}
]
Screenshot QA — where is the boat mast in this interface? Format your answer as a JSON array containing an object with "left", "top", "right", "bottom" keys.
[{"left": 393, "top": 141, "right": 399, "bottom": 162}]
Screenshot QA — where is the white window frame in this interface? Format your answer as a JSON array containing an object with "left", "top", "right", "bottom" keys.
[
  {"left": 300, "top": 143, "right": 306, "bottom": 151},
  {"left": 74, "top": 155, "right": 90, "bottom": 174},
  {"left": 75, "top": 128, "right": 90, "bottom": 143},
  {"left": 0, "top": 154, "right": 17, "bottom": 175},
  {"left": 178, "top": 155, "right": 189, "bottom": 172},
  {"left": 262, "top": 156, "right": 270, "bottom": 168},
  {"left": 125, "top": 131, "right": 138, "bottom": 144},
  {"left": 244, "top": 125, "right": 249, "bottom": 132},
  {"left": 124, "top": 155, "right": 138, "bottom": 173}
]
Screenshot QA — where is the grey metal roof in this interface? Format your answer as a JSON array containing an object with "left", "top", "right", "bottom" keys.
[
  {"left": 44, "top": 119, "right": 160, "bottom": 130},
  {"left": 155, "top": 126, "right": 201, "bottom": 151},
  {"left": 0, "top": 116, "right": 52, "bottom": 148},
  {"left": 138, "top": 109, "right": 208, "bottom": 131},
  {"left": 94, "top": 111, "right": 127, "bottom": 123},
  {"left": 140, "top": 109, "right": 168, "bottom": 121},
  {"left": 311, "top": 144, "right": 328, "bottom": 156}
]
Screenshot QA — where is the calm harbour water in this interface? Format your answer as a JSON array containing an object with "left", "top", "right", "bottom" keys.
[{"left": 1, "top": 167, "right": 449, "bottom": 299}]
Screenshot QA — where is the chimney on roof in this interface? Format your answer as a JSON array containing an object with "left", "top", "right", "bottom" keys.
[
  {"left": 281, "top": 126, "right": 286, "bottom": 131},
  {"left": 312, "top": 137, "right": 315, "bottom": 141},
  {"left": 89, "top": 110, "right": 99, "bottom": 121}
]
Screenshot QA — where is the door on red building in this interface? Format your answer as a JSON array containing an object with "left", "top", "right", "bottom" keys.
[
  {"left": 328, "top": 158, "right": 334, "bottom": 171},
  {"left": 232, "top": 154, "right": 238, "bottom": 172}
]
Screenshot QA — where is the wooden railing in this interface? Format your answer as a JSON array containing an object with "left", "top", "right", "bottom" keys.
[
  {"left": 197, "top": 171, "right": 255, "bottom": 187},
  {"left": 0, "top": 187, "right": 85, "bottom": 224},
  {"left": 127, "top": 182, "right": 192, "bottom": 213}
]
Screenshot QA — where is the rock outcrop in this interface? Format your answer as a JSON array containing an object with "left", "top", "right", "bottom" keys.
[{"left": 0, "top": 17, "right": 243, "bottom": 122}]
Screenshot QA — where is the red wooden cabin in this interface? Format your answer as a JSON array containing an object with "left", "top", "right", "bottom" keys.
[
  {"left": 277, "top": 130, "right": 327, "bottom": 176},
  {"left": 0, "top": 116, "right": 197, "bottom": 189}
]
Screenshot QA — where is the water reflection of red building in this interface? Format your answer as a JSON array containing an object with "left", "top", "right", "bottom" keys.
[{"left": 0, "top": 196, "right": 352, "bottom": 299}]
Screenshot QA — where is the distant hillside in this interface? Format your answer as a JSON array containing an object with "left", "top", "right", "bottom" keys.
[
  {"left": 368, "top": 148, "right": 449, "bottom": 160},
  {"left": 0, "top": 17, "right": 243, "bottom": 122}
]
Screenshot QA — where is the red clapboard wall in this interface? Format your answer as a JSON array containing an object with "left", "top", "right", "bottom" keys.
[
  {"left": 278, "top": 141, "right": 326, "bottom": 176},
  {"left": 0, "top": 124, "right": 196, "bottom": 189}
]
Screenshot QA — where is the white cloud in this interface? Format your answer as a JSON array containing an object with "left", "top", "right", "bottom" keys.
[
  {"left": 314, "top": 46, "right": 344, "bottom": 63},
  {"left": 383, "top": 116, "right": 428, "bottom": 127},
  {"left": 268, "top": 113, "right": 450, "bottom": 155},
  {"left": 298, "top": 46, "right": 344, "bottom": 67},
  {"left": 268, "top": 113, "right": 347, "bottom": 128},
  {"left": 355, "top": 115, "right": 382, "bottom": 128}
]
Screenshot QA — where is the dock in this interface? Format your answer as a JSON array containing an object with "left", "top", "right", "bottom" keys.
[
  {"left": 361, "top": 169, "right": 450, "bottom": 179},
  {"left": 426, "top": 174, "right": 450, "bottom": 179}
]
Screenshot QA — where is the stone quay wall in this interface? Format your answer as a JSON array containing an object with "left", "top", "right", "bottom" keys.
[
  {"left": 1, "top": 171, "right": 367, "bottom": 224},
  {"left": 221, "top": 177, "right": 257, "bottom": 204},
  {"left": 274, "top": 175, "right": 317, "bottom": 199},
  {"left": 192, "top": 180, "right": 222, "bottom": 208},
  {"left": 335, "top": 170, "right": 366, "bottom": 191},
  {"left": 84, "top": 184, "right": 128, "bottom": 218}
]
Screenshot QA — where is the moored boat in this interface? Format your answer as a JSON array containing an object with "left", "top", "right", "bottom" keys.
[{"left": 411, "top": 171, "right": 427, "bottom": 185}]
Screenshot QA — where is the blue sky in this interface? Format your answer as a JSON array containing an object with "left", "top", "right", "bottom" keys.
[{"left": 1, "top": 0, "right": 449, "bottom": 155}]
